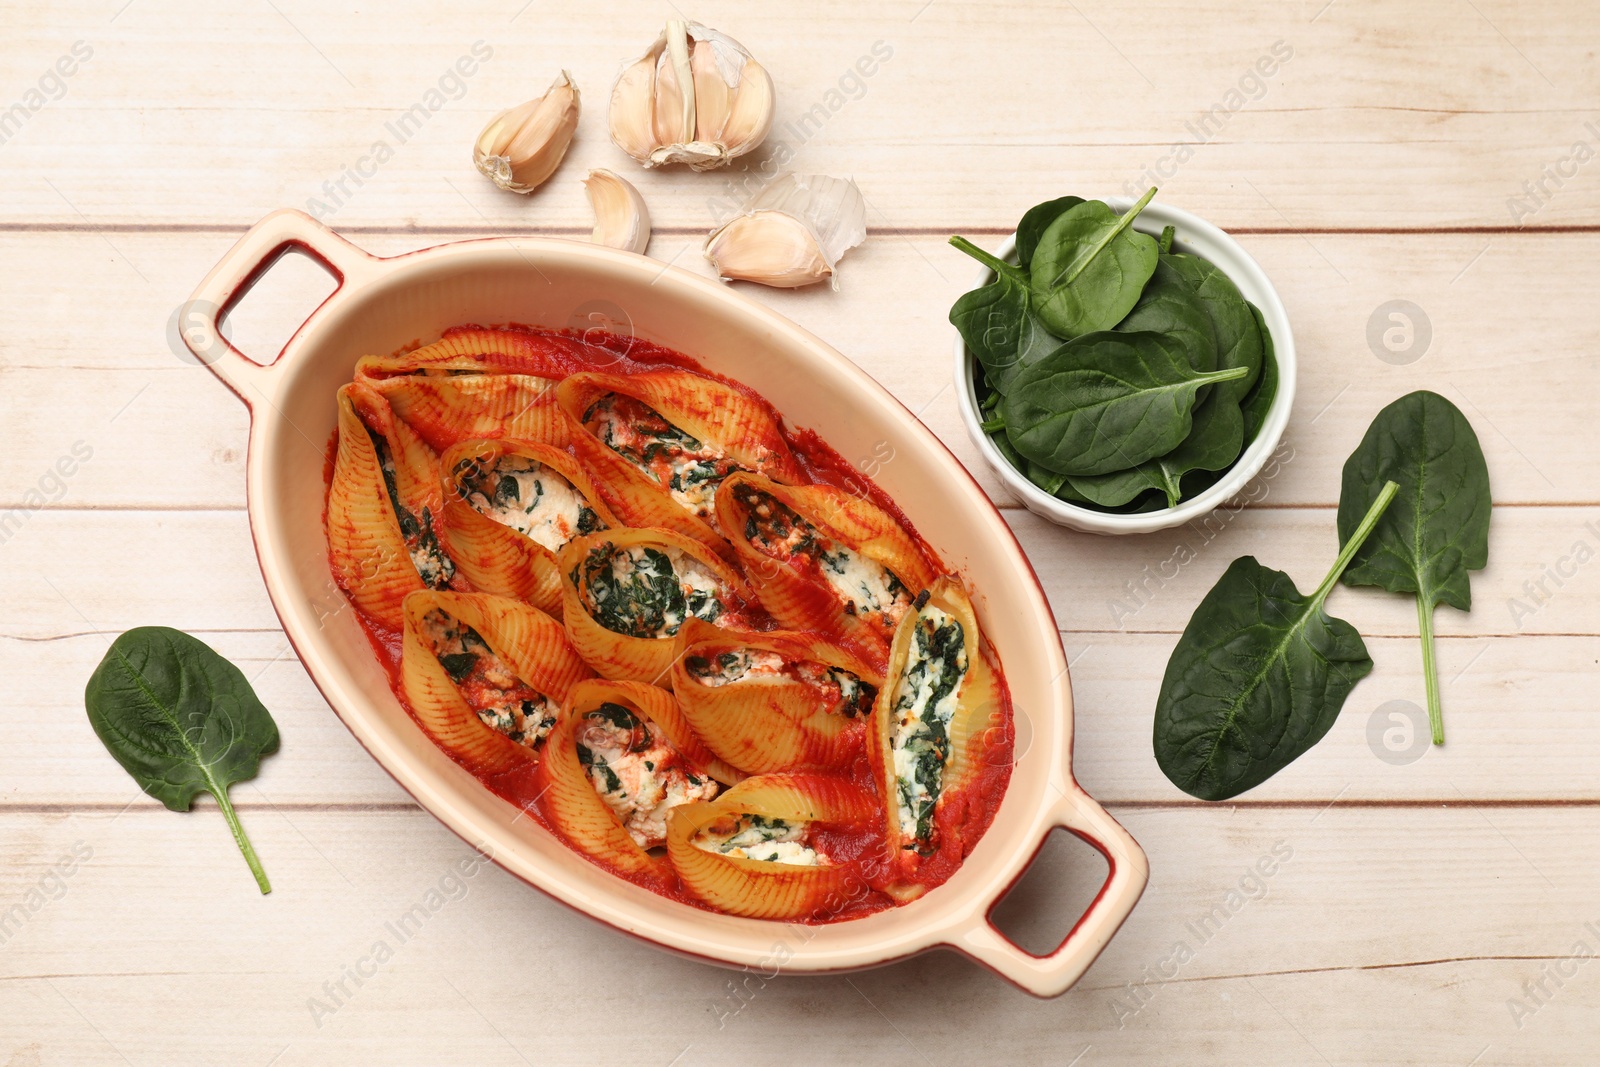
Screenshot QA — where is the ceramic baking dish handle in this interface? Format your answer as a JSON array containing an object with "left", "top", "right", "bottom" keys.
[
  {"left": 948, "top": 783, "right": 1149, "bottom": 998},
  {"left": 180, "top": 208, "right": 380, "bottom": 404}
]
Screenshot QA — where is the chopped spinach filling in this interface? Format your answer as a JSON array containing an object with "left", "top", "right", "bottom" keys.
[
  {"left": 892, "top": 610, "right": 968, "bottom": 852},
  {"left": 572, "top": 542, "right": 723, "bottom": 639},
  {"left": 735, "top": 485, "right": 907, "bottom": 616},
  {"left": 367, "top": 426, "right": 454, "bottom": 588}
]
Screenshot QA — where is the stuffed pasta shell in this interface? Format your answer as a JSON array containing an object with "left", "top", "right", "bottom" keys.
[
  {"left": 356, "top": 327, "right": 593, "bottom": 451},
  {"left": 327, "top": 381, "right": 454, "bottom": 629},
  {"left": 667, "top": 774, "right": 878, "bottom": 920},
  {"left": 555, "top": 369, "right": 804, "bottom": 557},
  {"left": 714, "top": 472, "right": 936, "bottom": 668},
  {"left": 868, "top": 577, "right": 1008, "bottom": 901},
  {"left": 536, "top": 679, "right": 738, "bottom": 881},
  {"left": 399, "top": 590, "right": 592, "bottom": 777},
  {"left": 440, "top": 439, "right": 618, "bottom": 615},
  {"left": 355, "top": 325, "right": 586, "bottom": 380},
  {"left": 556, "top": 528, "right": 759, "bottom": 685},
  {"left": 669, "top": 618, "right": 880, "bottom": 775}
]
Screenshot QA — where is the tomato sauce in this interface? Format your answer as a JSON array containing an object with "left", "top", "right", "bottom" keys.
[{"left": 330, "top": 324, "right": 1015, "bottom": 922}]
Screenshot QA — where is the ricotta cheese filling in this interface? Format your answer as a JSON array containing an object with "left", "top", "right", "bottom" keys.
[
  {"left": 369, "top": 427, "right": 454, "bottom": 588},
  {"left": 692, "top": 813, "right": 825, "bottom": 866},
  {"left": 419, "top": 608, "right": 557, "bottom": 748},
  {"left": 889, "top": 604, "right": 968, "bottom": 851},
  {"left": 575, "top": 702, "right": 719, "bottom": 849},
  {"left": 572, "top": 541, "right": 726, "bottom": 639},
  {"left": 734, "top": 485, "right": 911, "bottom": 624},
  {"left": 453, "top": 453, "right": 603, "bottom": 552},
  {"left": 686, "top": 648, "right": 877, "bottom": 718},
  {"left": 583, "top": 393, "right": 747, "bottom": 524}
]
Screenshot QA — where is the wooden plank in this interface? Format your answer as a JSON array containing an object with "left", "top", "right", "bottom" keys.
[
  {"left": 0, "top": 1, "right": 1597, "bottom": 229},
  {"left": 2, "top": 806, "right": 1597, "bottom": 1064},
  {"left": 9, "top": 627, "right": 1597, "bottom": 807},
  {"left": 1, "top": 231, "right": 1595, "bottom": 509}
]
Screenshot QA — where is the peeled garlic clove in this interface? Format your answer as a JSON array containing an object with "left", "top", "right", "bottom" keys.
[
  {"left": 583, "top": 169, "right": 651, "bottom": 255},
  {"left": 703, "top": 174, "right": 867, "bottom": 290},
  {"left": 474, "top": 71, "right": 580, "bottom": 194},
  {"left": 608, "top": 20, "right": 773, "bottom": 171}
]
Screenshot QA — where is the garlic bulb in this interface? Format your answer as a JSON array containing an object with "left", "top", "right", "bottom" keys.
[
  {"left": 609, "top": 20, "right": 774, "bottom": 171},
  {"left": 582, "top": 169, "right": 651, "bottom": 254},
  {"left": 473, "top": 71, "right": 580, "bottom": 194},
  {"left": 704, "top": 174, "right": 867, "bottom": 290}
]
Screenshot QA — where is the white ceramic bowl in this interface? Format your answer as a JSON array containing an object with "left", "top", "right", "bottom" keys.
[
  {"left": 952, "top": 198, "right": 1296, "bottom": 535},
  {"left": 182, "top": 209, "right": 1147, "bottom": 997}
]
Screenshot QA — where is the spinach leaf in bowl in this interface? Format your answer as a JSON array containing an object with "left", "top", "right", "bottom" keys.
[
  {"left": 1015, "top": 195, "right": 1085, "bottom": 268},
  {"left": 948, "top": 238, "right": 1060, "bottom": 395},
  {"left": 1240, "top": 302, "right": 1279, "bottom": 445},
  {"left": 1030, "top": 187, "right": 1160, "bottom": 339},
  {"left": 1116, "top": 256, "right": 1217, "bottom": 374},
  {"left": 996, "top": 331, "right": 1249, "bottom": 477}
]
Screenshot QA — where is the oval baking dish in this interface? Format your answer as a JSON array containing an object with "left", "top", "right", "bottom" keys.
[{"left": 182, "top": 209, "right": 1148, "bottom": 997}]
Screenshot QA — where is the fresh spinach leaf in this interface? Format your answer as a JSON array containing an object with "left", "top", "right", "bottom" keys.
[
  {"left": 948, "top": 238, "right": 1060, "bottom": 394},
  {"left": 1116, "top": 256, "right": 1217, "bottom": 374},
  {"left": 1030, "top": 187, "right": 1161, "bottom": 339},
  {"left": 1336, "top": 391, "right": 1491, "bottom": 745},
  {"left": 1163, "top": 252, "right": 1263, "bottom": 406},
  {"left": 997, "top": 331, "right": 1249, "bottom": 477},
  {"left": 1240, "top": 302, "right": 1278, "bottom": 445},
  {"left": 1158, "top": 225, "right": 1176, "bottom": 255},
  {"left": 1016, "top": 196, "right": 1085, "bottom": 268},
  {"left": 1023, "top": 459, "right": 1069, "bottom": 496},
  {"left": 85, "top": 627, "right": 279, "bottom": 893},
  {"left": 1153, "top": 481, "right": 1399, "bottom": 800},
  {"left": 1067, "top": 463, "right": 1177, "bottom": 509}
]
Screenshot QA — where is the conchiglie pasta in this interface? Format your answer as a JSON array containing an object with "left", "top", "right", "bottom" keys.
[
  {"left": 714, "top": 471, "right": 936, "bottom": 669},
  {"left": 867, "top": 577, "right": 1007, "bottom": 901},
  {"left": 535, "top": 679, "right": 735, "bottom": 880},
  {"left": 327, "top": 381, "right": 454, "bottom": 629},
  {"left": 556, "top": 528, "right": 758, "bottom": 685},
  {"left": 439, "top": 439, "right": 619, "bottom": 615},
  {"left": 669, "top": 618, "right": 880, "bottom": 774},
  {"left": 354, "top": 325, "right": 587, "bottom": 380},
  {"left": 555, "top": 369, "right": 805, "bottom": 557},
  {"left": 369, "top": 373, "right": 570, "bottom": 453},
  {"left": 667, "top": 775, "right": 878, "bottom": 920},
  {"left": 399, "top": 590, "right": 592, "bottom": 777}
]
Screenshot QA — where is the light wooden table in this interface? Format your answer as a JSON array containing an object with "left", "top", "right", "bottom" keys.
[{"left": 3, "top": 2, "right": 1597, "bottom": 1063}]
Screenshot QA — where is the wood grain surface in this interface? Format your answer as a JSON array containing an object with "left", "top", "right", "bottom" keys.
[{"left": 2, "top": 1, "right": 1597, "bottom": 1064}]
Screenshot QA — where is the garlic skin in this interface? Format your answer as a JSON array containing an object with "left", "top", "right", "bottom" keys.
[
  {"left": 474, "top": 71, "right": 580, "bottom": 194},
  {"left": 609, "top": 21, "right": 774, "bottom": 171},
  {"left": 582, "top": 169, "right": 651, "bottom": 255},
  {"left": 703, "top": 174, "right": 867, "bottom": 290}
]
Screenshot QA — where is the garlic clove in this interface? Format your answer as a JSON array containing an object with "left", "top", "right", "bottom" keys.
[
  {"left": 608, "top": 50, "right": 659, "bottom": 164},
  {"left": 703, "top": 174, "right": 867, "bottom": 290},
  {"left": 718, "top": 56, "right": 775, "bottom": 160},
  {"left": 690, "top": 38, "right": 730, "bottom": 143},
  {"left": 705, "top": 213, "right": 831, "bottom": 288},
  {"left": 652, "top": 20, "right": 696, "bottom": 151},
  {"left": 474, "top": 71, "right": 580, "bottom": 194},
  {"left": 609, "top": 21, "right": 774, "bottom": 171},
  {"left": 583, "top": 169, "right": 652, "bottom": 255}
]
